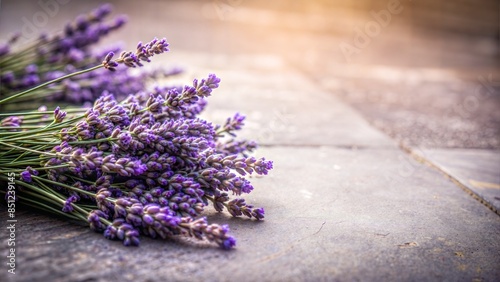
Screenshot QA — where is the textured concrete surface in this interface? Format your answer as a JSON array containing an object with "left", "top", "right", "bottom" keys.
[
  {"left": 1, "top": 1, "right": 499, "bottom": 281},
  {"left": 2, "top": 146, "right": 500, "bottom": 281},
  {"left": 318, "top": 72, "right": 500, "bottom": 150},
  {"left": 194, "top": 64, "right": 396, "bottom": 148}
]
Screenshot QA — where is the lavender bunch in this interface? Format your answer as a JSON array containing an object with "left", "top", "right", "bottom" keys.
[
  {"left": 0, "top": 32, "right": 272, "bottom": 249},
  {"left": 0, "top": 4, "right": 180, "bottom": 108}
]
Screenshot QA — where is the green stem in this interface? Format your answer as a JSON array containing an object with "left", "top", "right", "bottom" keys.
[
  {"left": 68, "top": 137, "right": 115, "bottom": 145},
  {"left": 204, "top": 195, "right": 230, "bottom": 211},
  {"left": 0, "top": 108, "right": 85, "bottom": 117},
  {"left": 0, "top": 125, "right": 48, "bottom": 130},
  {"left": 0, "top": 115, "right": 83, "bottom": 139},
  {"left": 0, "top": 177, "right": 65, "bottom": 207},
  {"left": 33, "top": 175, "right": 96, "bottom": 198},
  {"left": 0, "top": 164, "right": 68, "bottom": 172},
  {"left": 10, "top": 144, "right": 49, "bottom": 163},
  {"left": 16, "top": 192, "right": 82, "bottom": 221},
  {"left": 204, "top": 195, "right": 216, "bottom": 204},
  {"left": 0, "top": 140, "right": 57, "bottom": 156},
  {"left": 30, "top": 178, "right": 97, "bottom": 223},
  {"left": 1, "top": 139, "right": 58, "bottom": 145}
]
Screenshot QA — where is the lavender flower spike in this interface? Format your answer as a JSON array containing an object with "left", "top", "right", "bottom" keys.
[
  {"left": 1, "top": 116, "right": 23, "bottom": 127},
  {"left": 88, "top": 210, "right": 108, "bottom": 232},
  {"left": 53, "top": 106, "right": 67, "bottom": 123},
  {"left": 102, "top": 52, "right": 118, "bottom": 71},
  {"left": 216, "top": 113, "right": 246, "bottom": 137},
  {"left": 180, "top": 217, "right": 236, "bottom": 249},
  {"left": 62, "top": 195, "right": 80, "bottom": 212},
  {"left": 20, "top": 166, "right": 39, "bottom": 183},
  {"left": 103, "top": 37, "right": 170, "bottom": 70}
]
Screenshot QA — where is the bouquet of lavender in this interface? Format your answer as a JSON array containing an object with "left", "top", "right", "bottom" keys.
[{"left": 0, "top": 4, "right": 272, "bottom": 249}]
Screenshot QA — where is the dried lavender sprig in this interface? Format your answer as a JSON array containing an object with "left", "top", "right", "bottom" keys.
[
  {"left": 206, "top": 154, "right": 273, "bottom": 176},
  {"left": 163, "top": 74, "right": 220, "bottom": 109},
  {"left": 103, "top": 37, "right": 169, "bottom": 71},
  {"left": 215, "top": 113, "right": 246, "bottom": 137},
  {"left": 179, "top": 217, "right": 236, "bottom": 250},
  {"left": 0, "top": 4, "right": 121, "bottom": 68},
  {"left": 97, "top": 197, "right": 236, "bottom": 248},
  {"left": 205, "top": 194, "right": 265, "bottom": 220},
  {"left": 216, "top": 139, "right": 258, "bottom": 157}
]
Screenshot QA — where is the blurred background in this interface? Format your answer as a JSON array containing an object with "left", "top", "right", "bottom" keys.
[{"left": 1, "top": 0, "right": 499, "bottom": 148}]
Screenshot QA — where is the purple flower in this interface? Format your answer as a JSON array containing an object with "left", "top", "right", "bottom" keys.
[
  {"left": 110, "top": 200, "right": 183, "bottom": 240},
  {"left": 1, "top": 116, "right": 22, "bottom": 127},
  {"left": 20, "top": 166, "right": 39, "bottom": 183},
  {"left": 53, "top": 106, "right": 67, "bottom": 123},
  {"left": 22, "top": 74, "right": 40, "bottom": 87},
  {"left": 164, "top": 74, "right": 221, "bottom": 109},
  {"left": 117, "top": 132, "right": 132, "bottom": 148},
  {"left": 91, "top": 3, "right": 113, "bottom": 20},
  {"left": 112, "top": 15, "right": 128, "bottom": 29},
  {"left": 179, "top": 217, "right": 236, "bottom": 249},
  {"left": 233, "top": 177, "right": 253, "bottom": 194},
  {"left": 0, "top": 71, "right": 14, "bottom": 84},
  {"left": 67, "top": 48, "right": 85, "bottom": 63},
  {"left": 25, "top": 64, "right": 38, "bottom": 74},
  {"left": 252, "top": 207, "right": 265, "bottom": 220},
  {"left": 128, "top": 160, "right": 147, "bottom": 176},
  {"left": 88, "top": 210, "right": 108, "bottom": 232},
  {"left": 104, "top": 218, "right": 140, "bottom": 246},
  {"left": 44, "top": 71, "right": 65, "bottom": 81},
  {"left": 62, "top": 195, "right": 80, "bottom": 212},
  {"left": 222, "top": 236, "right": 237, "bottom": 250},
  {"left": 205, "top": 154, "right": 273, "bottom": 176},
  {"left": 103, "top": 37, "right": 169, "bottom": 70},
  {"left": 0, "top": 43, "right": 9, "bottom": 57},
  {"left": 95, "top": 188, "right": 114, "bottom": 213},
  {"left": 108, "top": 105, "right": 130, "bottom": 125},
  {"left": 216, "top": 113, "right": 245, "bottom": 137},
  {"left": 102, "top": 52, "right": 118, "bottom": 71},
  {"left": 20, "top": 171, "right": 32, "bottom": 183},
  {"left": 216, "top": 139, "right": 258, "bottom": 157},
  {"left": 0, "top": 3, "right": 134, "bottom": 102},
  {"left": 223, "top": 198, "right": 265, "bottom": 220},
  {"left": 254, "top": 158, "right": 273, "bottom": 175}
]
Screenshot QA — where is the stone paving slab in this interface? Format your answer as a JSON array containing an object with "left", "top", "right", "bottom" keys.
[
  {"left": 1, "top": 48, "right": 498, "bottom": 282},
  {"left": 1, "top": 47, "right": 498, "bottom": 282},
  {"left": 161, "top": 53, "right": 396, "bottom": 148},
  {"left": 414, "top": 148, "right": 500, "bottom": 214},
  {"left": 2, "top": 147, "right": 500, "bottom": 282}
]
